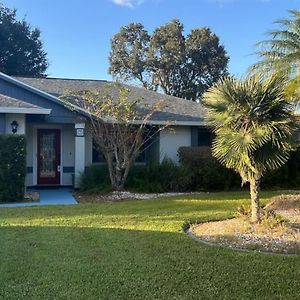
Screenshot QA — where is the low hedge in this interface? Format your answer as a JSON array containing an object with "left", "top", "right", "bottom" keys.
[
  {"left": 81, "top": 161, "right": 182, "bottom": 193},
  {"left": 0, "top": 135, "right": 26, "bottom": 202},
  {"left": 81, "top": 147, "right": 241, "bottom": 193},
  {"left": 178, "top": 146, "right": 240, "bottom": 191},
  {"left": 80, "top": 146, "right": 300, "bottom": 193},
  {"left": 262, "top": 146, "right": 300, "bottom": 189}
]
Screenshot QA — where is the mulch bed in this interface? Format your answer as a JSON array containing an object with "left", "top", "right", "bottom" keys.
[
  {"left": 75, "top": 191, "right": 200, "bottom": 203},
  {"left": 189, "top": 194, "right": 300, "bottom": 255}
]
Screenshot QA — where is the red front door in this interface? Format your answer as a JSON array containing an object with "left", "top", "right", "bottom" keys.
[{"left": 37, "top": 129, "right": 61, "bottom": 185}]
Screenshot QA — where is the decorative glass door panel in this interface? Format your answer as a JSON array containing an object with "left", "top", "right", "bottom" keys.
[{"left": 37, "top": 129, "right": 61, "bottom": 185}]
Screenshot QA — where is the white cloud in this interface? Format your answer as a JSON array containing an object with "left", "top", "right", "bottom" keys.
[{"left": 112, "top": 0, "right": 144, "bottom": 8}]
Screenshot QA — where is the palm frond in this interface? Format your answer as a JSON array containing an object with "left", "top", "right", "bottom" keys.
[{"left": 203, "top": 74, "right": 298, "bottom": 183}]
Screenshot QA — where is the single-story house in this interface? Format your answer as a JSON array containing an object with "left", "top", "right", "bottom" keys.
[{"left": 0, "top": 72, "right": 211, "bottom": 188}]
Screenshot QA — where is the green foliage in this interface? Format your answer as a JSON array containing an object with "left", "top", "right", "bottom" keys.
[
  {"left": 235, "top": 204, "right": 251, "bottom": 218},
  {"left": 0, "top": 3, "right": 48, "bottom": 76},
  {"left": 251, "top": 10, "right": 300, "bottom": 100},
  {"left": 126, "top": 159, "right": 189, "bottom": 192},
  {"left": 262, "top": 146, "right": 300, "bottom": 188},
  {"left": 80, "top": 165, "right": 111, "bottom": 193},
  {"left": 109, "top": 19, "right": 228, "bottom": 101},
  {"left": 108, "top": 23, "right": 151, "bottom": 89},
  {"left": 261, "top": 209, "right": 286, "bottom": 228},
  {"left": 81, "top": 149, "right": 241, "bottom": 193},
  {"left": 203, "top": 75, "right": 297, "bottom": 184},
  {"left": 178, "top": 146, "right": 240, "bottom": 191},
  {"left": 82, "top": 160, "right": 184, "bottom": 193},
  {"left": 80, "top": 144, "right": 300, "bottom": 194},
  {"left": 0, "top": 135, "right": 26, "bottom": 202},
  {"left": 235, "top": 203, "right": 286, "bottom": 226}
]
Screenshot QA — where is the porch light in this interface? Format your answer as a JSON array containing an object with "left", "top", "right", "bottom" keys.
[{"left": 10, "top": 120, "right": 19, "bottom": 134}]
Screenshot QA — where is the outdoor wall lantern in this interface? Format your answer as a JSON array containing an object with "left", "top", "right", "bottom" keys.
[{"left": 11, "top": 120, "right": 19, "bottom": 134}]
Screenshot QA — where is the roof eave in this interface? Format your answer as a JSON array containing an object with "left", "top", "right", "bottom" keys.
[{"left": 0, "top": 72, "right": 88, "bottom": 117}]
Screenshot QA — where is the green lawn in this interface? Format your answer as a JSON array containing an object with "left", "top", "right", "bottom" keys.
[{"left": 0, "top": 191, "right": 299, "bottom": 299}]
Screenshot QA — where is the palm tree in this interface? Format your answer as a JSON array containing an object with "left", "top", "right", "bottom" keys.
[
  {"left": 251, "top": 10, "right": 300, "bottom": 99},
  {"left": 203, "top": 75, "right": 297, "bottom": 223}
]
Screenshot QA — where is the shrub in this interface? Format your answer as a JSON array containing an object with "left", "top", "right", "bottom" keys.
[
  {"left": 262, "top": 147, "right": 300, "bottom": 189},
  {"left": 178, "top": 146, "right": 240, "bottom": 191},
  {"left": 81, "top": 159, "right": 190, "bottom": 193},
  {"left": 80, "top": 164, "right": 111, "bottom": 193},
  {"left": 235, "top": 204, "right": 251, "bottom": 218},
  {"left": 126, "top": 159, "right": 186, "bottom": 192},
  {"left": 80, "top": 147, "right": 242, "bottom": 193},
  {"left": 0, "top": 135, "right": 26, "bottom": 202}
]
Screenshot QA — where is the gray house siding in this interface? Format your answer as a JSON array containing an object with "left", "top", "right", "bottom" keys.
[
  {"left": 0, "top": 113, "right": 5, "bottom": 133},
  {"left": 0, "top": 78, "right": 79, "bottom": 124}
]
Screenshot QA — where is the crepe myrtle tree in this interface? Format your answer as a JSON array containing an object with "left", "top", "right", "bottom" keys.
[
  {"left": 203, "top": 75, "right": 297, "bottom": 223},
  {"left": 62, "top": 83, "right": 165, "bottom": 191}
]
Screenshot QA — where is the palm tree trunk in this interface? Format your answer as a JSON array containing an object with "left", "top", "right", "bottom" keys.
[{"left": 250, "top": 179, "right": 261, "bottom": 223}]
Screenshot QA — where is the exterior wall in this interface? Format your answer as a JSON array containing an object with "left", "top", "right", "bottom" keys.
[
  {"left": 26, "top": 125, "right": 34, "bottom": 186},
  {"left": 5, "top": 113, "right": 26, "bottom": 134},
  {"left": 85, "top": 130, "right": 93, "bottom": 166},
  {"left": 62, "top": 124, "right": 75, "bottom": 185},
  {"left": 26, "top": 123, "right": 75, "bottom": 186},
  {"left": 159, "top": 126, "right": 191, "bottom": 163},
  {"left": 0, "top": 113, "right": 5, "bottom": 133}
]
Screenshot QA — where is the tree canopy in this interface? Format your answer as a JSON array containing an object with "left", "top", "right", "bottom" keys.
[
  {"left": 109, "top": 19, "right": 228, "bottom": 101},
  {"left": 203, "top": 75, "right": 297, "bottom": 222},
  {"left": 0, "top": 3, "right": 48, "bottom": 76}
]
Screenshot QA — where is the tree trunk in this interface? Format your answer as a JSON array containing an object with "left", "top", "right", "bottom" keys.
[
  {"left": 250, "top": 179, "right": 261, "bottom": 223},
  {"left": 106, "top": 160, "right": 126, "bottom": 192}
]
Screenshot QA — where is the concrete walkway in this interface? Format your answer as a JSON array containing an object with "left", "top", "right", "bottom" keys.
[{"left": 0, "top": 188, "right": 77, "bottom": 207}]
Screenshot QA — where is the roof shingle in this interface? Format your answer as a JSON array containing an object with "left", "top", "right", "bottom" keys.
[
  {"left": 0, "top": 93, "right": 42, "bottom": 109},
  {"left": 14, "top": 77, "right": 204, "bottom": 124}
]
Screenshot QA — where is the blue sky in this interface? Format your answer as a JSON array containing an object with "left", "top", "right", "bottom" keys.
[{"left": 2, "top": 0, "right": 300, "bottom": 80}]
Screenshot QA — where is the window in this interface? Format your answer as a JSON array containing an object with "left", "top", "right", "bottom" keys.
[
  {"left": 136, "top": 144, "right": 146, "bottom": 163},
  {"left": 92, "top": 140, "right": 146, "bottom": 163},
  {"left": 92, "top": 127, "right": 157, "bottom": 164},
  {"left": 92, "top": 141, "right": 105, "bottom": 163},
  {"left": 198, "top": 128, "right": 213, "bottom": 146}
]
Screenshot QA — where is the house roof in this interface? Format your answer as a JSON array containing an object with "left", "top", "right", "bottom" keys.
[
  {"left": 13, "top": 76, "right": 204, "bottom": 125},
  {"left": 0, "top": 92, "right": 51, "bottom": 114}
]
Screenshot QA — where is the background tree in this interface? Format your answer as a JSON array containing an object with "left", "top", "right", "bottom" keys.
[
  {"left": 0, "top": 2, "right": 48, "bottom": 76},
  {"left": 108, "top": 23, "right": 152, "bottom": 89},
  {"left": 62, "top": 84, "right": 164, "bottom": 191},
  {"left": 147, "top": 19, "right": 186, "bottom": 95},
  {"left": 251, "top": 10, "right": 300, "bottom": 100},
  {"left": 109, "top": 19, "right": 228, "bottom": 101},
  {"left": 203, "top": 75, "right": 297, "bottom": 223}
]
